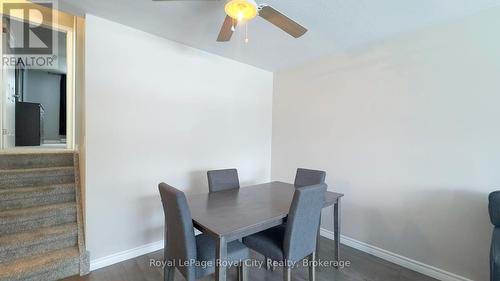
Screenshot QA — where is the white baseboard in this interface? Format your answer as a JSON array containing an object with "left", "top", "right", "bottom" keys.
[
  {"left": 320, "top": 228, "right": 473, "bottom": 281},
  {"left": 90, "top": 229, "right": 473, "bottom": 281},
  {"left": 90, "top": 230, "right": 202, "bottom": 271},
  {"left": 90, "top": 240, "right": 164, "bottom": 271}
]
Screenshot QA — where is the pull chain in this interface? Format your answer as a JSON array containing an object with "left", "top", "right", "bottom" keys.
[{"left": 245, "top": 22, "right": 249, "bottom": 43}]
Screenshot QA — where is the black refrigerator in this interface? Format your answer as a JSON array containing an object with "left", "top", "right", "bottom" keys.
[{"left": 15, "top": 102, "right": 44, "bottom": 146}]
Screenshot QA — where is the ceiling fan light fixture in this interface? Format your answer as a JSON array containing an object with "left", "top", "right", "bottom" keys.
[{"left": 224, "top": 0, "right": 258, "bottom": 22}]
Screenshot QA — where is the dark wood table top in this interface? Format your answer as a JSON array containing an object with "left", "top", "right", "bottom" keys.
[{"left": 187, "top": 181, "right": 343, "bottom": 241}]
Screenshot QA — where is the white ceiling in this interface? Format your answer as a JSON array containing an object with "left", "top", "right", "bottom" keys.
[{"left": 58, "top": 0, "right": 500, "bottom": 71}]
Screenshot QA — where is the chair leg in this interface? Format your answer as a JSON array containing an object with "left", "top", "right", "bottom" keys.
[
  {"left": 283, "top": 266, "right": 291, "bottom": 281},
  {"left": 265, "top": 257, "right": 276, "bottom": 271},
  {"left": 164, "top": 266, "right": 175, "bottom": 281},
  {"left": 238, "top": 262, "right": 248, "bottom": 281},
  {"left": 269, "top": 258, "right": 275, "bottom": 271},
  {"left": 316, "top": 213, "right": 322, "bottom": 253},
  {"left": 308, "top": 252, "right": 316, "bottom": 281}
]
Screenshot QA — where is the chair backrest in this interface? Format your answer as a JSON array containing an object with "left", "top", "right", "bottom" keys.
[
  {"left": 490, "top": 191, "right": 500, "bottom": 227},
  {"left": 284, "top": 184, "right": 327, "bottom": 263},
  {"left": 207, "top": 168, "right": 240, "bottom": 193},
  {"left": 294, "top": 168, "right": 326, "bottom": 187},
  {"left": 158, "top": 183, "right": 196, "bottom": 280}
]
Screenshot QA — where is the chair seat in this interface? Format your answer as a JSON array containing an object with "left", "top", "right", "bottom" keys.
[
  {"left": 195, "top": 234, "right": 249, "bottom": 278},
  {"left": 243, "top": 225, "right": 286, "bottom": 261}
]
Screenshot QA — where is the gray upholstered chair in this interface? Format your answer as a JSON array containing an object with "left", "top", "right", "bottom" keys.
[
  {"left": 243, "top": 184, "right": 327, "bottom": 281},
  {"left": 490, "top": 191, "right": 500, "bottom": 281},
  {"left": 207, "top": 169, "right": 240, "bottom": 193},
  {"left": 158, "top": 183, "right": 249, "bottom": 281},
  {"left": 265, "top": 168, "right": 327, "bottom": 270},
  {"left": 293, "top": 168, "right": 327, "bottom": 255},
  {"left": 294, "top": 168, "right": 326, "bottom": 187}
]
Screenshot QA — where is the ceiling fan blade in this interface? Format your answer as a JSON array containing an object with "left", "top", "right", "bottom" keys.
[
  {"left": 258, "top": 5, "right": 307, "bottom": 38},
  {"left": 217, "top": 15, "right": 236, "bottom": 42}
]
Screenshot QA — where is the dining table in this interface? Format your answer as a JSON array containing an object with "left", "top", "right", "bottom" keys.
[{"left": 186, "top": 181, "right": 344, "bottom": 281}]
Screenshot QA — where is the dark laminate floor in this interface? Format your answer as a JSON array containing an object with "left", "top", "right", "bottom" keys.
[{"left": 64, "top": 237, "right": 438, "bottom": 281}]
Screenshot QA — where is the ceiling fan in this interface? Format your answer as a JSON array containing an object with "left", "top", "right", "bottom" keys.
[{"left": 152, "top": 0, "right": 307, "bottom": 42}]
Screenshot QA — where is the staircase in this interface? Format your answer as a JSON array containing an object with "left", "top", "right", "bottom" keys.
[{"left": 0, "top": 152, "right": 89, "bottom": 281}]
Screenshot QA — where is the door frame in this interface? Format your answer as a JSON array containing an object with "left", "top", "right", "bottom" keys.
[{"left": 0, "top": 0, "right": 77, "bottom": 152}]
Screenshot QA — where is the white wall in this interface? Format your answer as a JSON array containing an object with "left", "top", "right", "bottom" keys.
[
  {"left": 24, "top": 70, "right": 62, "bottom": 141},
  {"left": 272, "top": 7, "right": 500, "bottom": 281},
  {"left": 85, "top": 15, "right": 273, "bottom": 261}
]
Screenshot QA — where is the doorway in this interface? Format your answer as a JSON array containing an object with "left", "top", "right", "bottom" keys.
[{"left": 1, "top": 1, "right": 77, "bottom": 151}]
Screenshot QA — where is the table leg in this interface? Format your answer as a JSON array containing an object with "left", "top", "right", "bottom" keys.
[
  {"left": 333, "top": 198, "right": 341, "bottom": 267},
  {"left": 316, "top": 213, "right": 322, "bottom": 253},
  {"left": 216, "top": 237, "right": 227, "bottom": 281}
]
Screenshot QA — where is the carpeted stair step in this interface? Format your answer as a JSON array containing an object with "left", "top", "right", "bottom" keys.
[
  {"left": 0, "top": 152, "right": 85, "bottom": 280},
  {"left": 0, "top": 153, "right": 74, "bottom": 170},
  {"left": 0, "top": 184, "right": 76, "bottom": 211},
  {"left": 0, "top": 223, "right": 78, "bottom": 265},
  {"left": 0, "top": 203, "right": 77, "bottom": 235},
  {"left": 0, "top": 247, "right": 80, "bottom": 281},
  {"left": 0, "top": 167, "right": 75, "bottom": 189}
]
